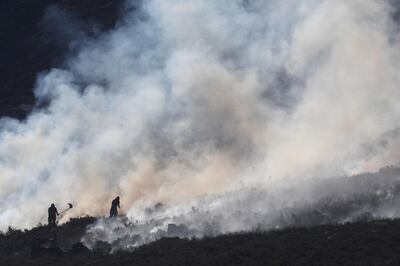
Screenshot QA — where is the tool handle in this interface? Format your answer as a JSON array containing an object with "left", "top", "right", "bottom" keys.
[{"left": 59, "top": 207, "right": 71, "bottom": 215}]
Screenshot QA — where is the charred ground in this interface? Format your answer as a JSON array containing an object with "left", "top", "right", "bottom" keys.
[{"left": 2, "top": 217, "right": 400, "bottom": 265}]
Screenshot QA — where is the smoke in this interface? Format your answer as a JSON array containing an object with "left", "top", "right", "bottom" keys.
[
  {"left": 82, "top": 167, "right": 400, "bottom": 252},
  {"left": 1, "top": 0, "right": 400, "bottom": 246}
]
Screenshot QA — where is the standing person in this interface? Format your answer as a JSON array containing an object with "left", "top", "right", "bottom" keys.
[
  {"left": 48, "top": 203, "right": 59, "bottom": 226},
  {"left": 109, "top": 196, "right": 120, "bottom": 217}
]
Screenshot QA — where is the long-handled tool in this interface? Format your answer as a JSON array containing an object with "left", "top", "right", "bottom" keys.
[
  {"left": 55, "top": 203, "right": 73, "bottom": 225},
  {"left": 59, "top": 203, "right": 73, "bottom": 215}
]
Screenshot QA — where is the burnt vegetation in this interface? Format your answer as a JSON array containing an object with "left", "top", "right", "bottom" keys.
[{"left": 2, "top": 217, "right": 400, "bottom": 265}]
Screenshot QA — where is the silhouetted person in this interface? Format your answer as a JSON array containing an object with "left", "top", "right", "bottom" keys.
[
  {"left": 110, "top": 196, "right": 120, "bottom": 217},
  {"left": 48, "top": 203, "right": 59, "bottom": 226}
]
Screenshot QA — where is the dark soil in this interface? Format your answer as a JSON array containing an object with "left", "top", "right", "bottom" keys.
[{"left": 2, "top": 217, "right": 400, "bottom": 265}]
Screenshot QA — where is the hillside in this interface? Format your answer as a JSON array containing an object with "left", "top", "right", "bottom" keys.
[
  {"left": 3, "top": 1, "right": 400, "bottom": 266},
  {"left": 2, "top": 217, "right": 400, "bottom": 265}
]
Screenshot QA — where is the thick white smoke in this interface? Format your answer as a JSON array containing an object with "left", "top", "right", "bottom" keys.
[
  {"left": 82, "top": 167, "right": 400, "bottom": 252},
  {"left": 1, "top": 0, "right": 400, "bottom": 245}
]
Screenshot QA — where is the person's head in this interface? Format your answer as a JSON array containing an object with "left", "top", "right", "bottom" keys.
[
  {"left": 51, "top": 203, "right": 55, "bottom": 207},
  {"left": 116, "top": 196, "right": 120, "bottom": 201}
]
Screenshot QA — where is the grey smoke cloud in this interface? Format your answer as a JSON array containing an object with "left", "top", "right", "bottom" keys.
[
  {"left": 82, "top": 167, "right": 400, "bottom": 252},
  {"left": 1, "top": 0, "right": 400, "bottom": 239}
]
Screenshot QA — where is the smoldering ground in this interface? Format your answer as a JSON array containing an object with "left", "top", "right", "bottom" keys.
[
  {"left": 2, "top": 0, "right": 400, "bottom": 249},
  {"left": 82, "top": 167, "right": 400, "bottom": 252}
]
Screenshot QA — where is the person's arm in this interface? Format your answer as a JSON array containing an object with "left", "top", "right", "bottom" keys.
[
  {"left": 117, "top": 202, "right": 120, "bottom": 209},
  {"left": 56, "top": 208, "right": 60, "bottom": 215}
]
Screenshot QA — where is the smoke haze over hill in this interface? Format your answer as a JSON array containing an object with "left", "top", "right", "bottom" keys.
[{"left": 2, "top": 0, "right": 400, "bottom": 249}]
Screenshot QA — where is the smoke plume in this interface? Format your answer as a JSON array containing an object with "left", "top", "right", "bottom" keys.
[{"left": 2, "top": 0, "right": 400, "bottom": 248}]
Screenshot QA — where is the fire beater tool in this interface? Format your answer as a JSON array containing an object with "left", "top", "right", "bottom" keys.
[{"left": 59, "top": 203, "right": 73, "bottom": 215}]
